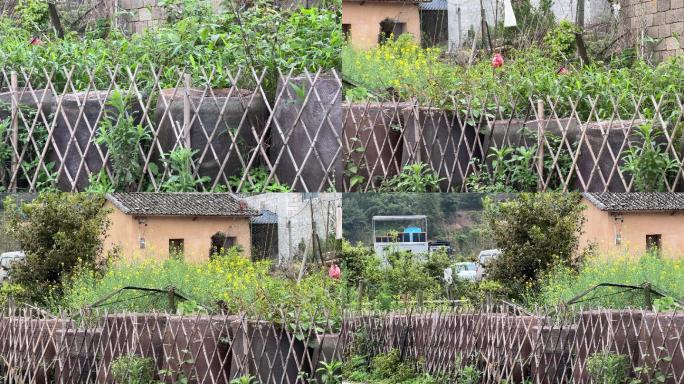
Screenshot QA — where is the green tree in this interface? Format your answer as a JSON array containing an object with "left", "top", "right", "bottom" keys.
[
  {"left": 483, "top": 193, "right": 590, "bottom": 299},
  {"left": 4, "top": 192, "right": 111, "bottom": 304}
]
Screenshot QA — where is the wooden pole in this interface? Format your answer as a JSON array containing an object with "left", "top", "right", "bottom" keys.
[
  {"left": 644, "top": 283, "right": 652, "bottom": 310},
  {"left": 168, "top": 287, "right": 177, "bottom": 313},
  {"left": 183, "top": 73, "right": 192, "bottom": 149},
  {"left": 537, "top": 99, "right": 545, "bottom": 191},
  {"left": 10, "top": 71, "right": 19, "bottom": 193}
]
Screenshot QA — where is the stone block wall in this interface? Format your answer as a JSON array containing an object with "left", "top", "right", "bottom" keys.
[
  {"left": 116, "top": 0, "right": 167, "bottom": 33},
  {"left": 619, "top": 0, "right": 684, "bottom": 61}
]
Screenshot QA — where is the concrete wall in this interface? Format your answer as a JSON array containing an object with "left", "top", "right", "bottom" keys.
[
  {"left": 531, "top": 0, "right": 613, "bottom": 26},
  {"left": 447, "top": 0, "right": 612, "bottom": 49},
  {"left": 446, "top": 0, "right": 496, "bottom": 50},
  {"left": 618, "top": 0, "right": 684, "bottom": 61},
  {"left": 342, "top": 1, "right": 422, "bottom": 50},
  {"left": 243, "top": 193, "right": 341, "bottom": 264},
  {"left": 580, "top": 197, "right": 684, "bottom": 257},
  {"left": 103, "top": 201, "right": 252, "bottom": 262}
]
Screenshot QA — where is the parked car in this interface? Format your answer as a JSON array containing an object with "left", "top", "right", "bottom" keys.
[
  {"left": 0, "top": 251, "right": 25, "bottom": 283},
  {"left": 454, "top": 262, "right": 478, "bottom": 281},
  {"left": 475, "top": 249, "right": 501, "bottom": 280}
]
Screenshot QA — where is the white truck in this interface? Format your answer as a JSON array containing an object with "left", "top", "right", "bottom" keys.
[
  {"left": 372, "top": 215, "right": 429, "bottom": 260},
  {"left": 475, "top": 249, "right": 501, "bottom": 281}
]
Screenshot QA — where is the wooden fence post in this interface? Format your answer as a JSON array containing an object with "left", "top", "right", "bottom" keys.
[
  {"left": 10, "top": 71, "right": 19, "bottom": 193},
  {"left": 183, "top": 73, "right": 192, "bottom": 149},
  {"left": 644, "top": 283, "right": 652, "bottom": 310},
  {"left": 537, "top": 99, "right": 545, "bottom": 192}
]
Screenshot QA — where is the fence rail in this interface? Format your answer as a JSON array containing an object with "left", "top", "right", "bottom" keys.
[
  {"left": 2, "top": 65, "right": 684, "bottom": 192},
  {"left": 1, "top": 306, "right": 684, "bottom": 383}
]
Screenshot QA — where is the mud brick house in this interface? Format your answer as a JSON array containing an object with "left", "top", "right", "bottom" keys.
[
  {"left": 342, "top": 0, "right": 423, "bottom": 50},
  {"left": 103, "top": 192, "right": 259, "bottom": 262},
  {"left": 581, "top": 192, "right": 684, "bottom": 256}
]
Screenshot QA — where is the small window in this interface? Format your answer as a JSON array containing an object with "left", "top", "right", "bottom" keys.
[
  {"left": 646, "top": 234, "right": 662, "bottom": 254},
  {"left": 169, "top": 239, "right": 184, "bottom": 258},
  {"left": 342, "top": 24, "right": 351, "bottom": 41}
]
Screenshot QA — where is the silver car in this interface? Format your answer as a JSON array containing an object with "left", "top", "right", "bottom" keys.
[{"left": 454, "top": 262, "right": 478, "bottom": 281}]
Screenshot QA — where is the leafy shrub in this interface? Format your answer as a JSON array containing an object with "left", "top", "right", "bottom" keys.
[
  {"left": 379, "top": 163, "right": 444, "bottom": 192},
  {"left": 15, "top": 0, "right": 49, "bottom": 32},
  {"left": 0, "top": 283, "right": 25, "bottom": 308},
  {"left": 620, "top": 123, "right": 679, "bottom": 192},
  {"left": 586, "top": 352, "right": 630, "bottom": 384},
  {"left": 95, "top": 91, "right": 151, "bottom": 191},
  {"left": 456, "top": 364, "right": 482, "bottom": 384},
  {"left": 467, "top": 132, "right": 576, "bottom": 192},
  {"left": 653, "top": 296, "right": 682, "bottom": 312},
  {"left": 483, "top": 193, "right": 589, "bottom": 299},
  {"left": 3, "top": 192, "right": 110, "bottom": 304},
  {"left": 161, "top": 148, "right": 209, "bottom": 192},
  {"left": 317, "top": 360, "right": 343, "bottom": 384},
  {"left": 544, "top": 20, "right": 579, "bottom": 61},
  {"left": 110, "top": 354, "right": 155, "bottom": 384},
  {"left": 228, "top": 166, "right": 292, "bottom": 192},
  {"left": 341, "top": 349, "right": 445, "bottom": 384},
  {"left": 371, "top": 349, "right": 415, "bottom": 382}
]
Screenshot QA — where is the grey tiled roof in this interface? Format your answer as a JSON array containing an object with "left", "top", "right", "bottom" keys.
[
  {"left": 251, "top": 209, "right": 278, "bottom": 224},
  {"left": 583, "top": 193, "right": 684, "bottom": 212},
  {"left": 419, "top": 0, "right": 446, "bottom": 10},
  {"left": 106, "top": 193, "right": 259, "bottom": 217}
]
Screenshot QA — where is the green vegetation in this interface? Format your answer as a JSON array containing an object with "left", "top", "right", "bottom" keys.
[
  {"left": 534, "top": 254, "right": 684, "bottom": 309},
  {"left": 620, "top": 123, "right": 679, "bottom": 192},
  {"left": 342, "top": 349, "right": 447, "bottom": 384},
  {"left": 60, "top": 248, "right": 343, "bottom": 320},
  {"left": 342, "top": 34, "right": 684, "bottom": 121},
  {"left": 378, "top": 163, "right": 444, "bottom": 192},
  {"left": 586, "top": 352, "right": 630, "bottom": 384},
  {"left": 0, "top": 0, "right": 342, "bottom": 90},
  {"left": 483, "top": 193, "right": 590, "bottom": 300},
  {"left": 3, "top": 192, "right": 111, "bottom": 305},
  {"left": 110, "top": 354, "right": 155, "bottom": 384}
]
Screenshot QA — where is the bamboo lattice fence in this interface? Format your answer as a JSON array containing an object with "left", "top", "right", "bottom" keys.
[
  {"left": 2, "top": 66, "right": 684, "bottom": 192},
  {"left": 1, "top": 306, "right": 684, "bottom": 383}
]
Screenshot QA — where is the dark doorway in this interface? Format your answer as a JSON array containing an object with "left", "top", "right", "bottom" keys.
[
  {"left": 378, "top": 18, "right": 405, "bottom": 44},
  {"left": 210, "top": 232, "right": 237, "bottom": 257}
]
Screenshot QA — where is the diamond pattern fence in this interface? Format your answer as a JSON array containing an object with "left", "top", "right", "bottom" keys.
[
  {"left": 1, "top": 306, "right": 684, "bottom": 383},
  {"left": 0, "top": 66, "right": 342, "bottom": 193},
  {"left": 3, "top": 66, "right": 684, "bottom": 193},
  {"left": 342, "top": 95, "right": 684, "bottom": 192},
  {"left": 344, "top": 305, "right": 684, "bottom": 384},
  {"left": 0, "top": 306, "right": 345, "bottom": 384}
]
